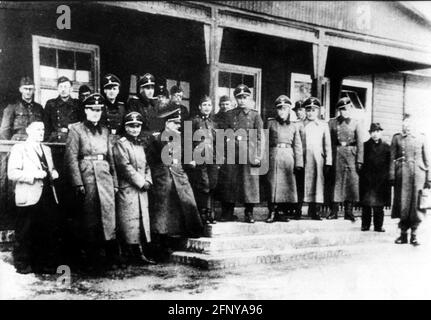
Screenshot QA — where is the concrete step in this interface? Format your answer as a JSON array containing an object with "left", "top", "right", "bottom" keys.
[
  {"left": 171, "top": 246, "right": 353, "bottom": 270},
  {"left": 186, "top": 230, "right": 396, "bottom": 254},
  {"left": 204, "top": 219, "right": 397, "bottom": 237}
]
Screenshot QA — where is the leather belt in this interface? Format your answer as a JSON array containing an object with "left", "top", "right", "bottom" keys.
[
  {"left": 79, "top": 154, "right": 106, "bottom": 161},
  {"left": 337, "top": 142, "right": 356, "bottom": 147},
  {"left": 276, "top": 143, "right": 291, "bottom": 148},
  {"left": 57, "top": 127, "right": 69, "bottom": 133}
]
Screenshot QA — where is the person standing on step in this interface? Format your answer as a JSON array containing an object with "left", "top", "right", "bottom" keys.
[
  {"left": 146, "top": 108, "right": 203, "bottom": 256},
  {"left": 0, "top": 77, "right": 44, "bottom": 141},
  {"left": 219, "top": 84, "right": 264, "bottom": 223},
  {"left": 360, "top": 123, "right": 391, "bottom": 232},
  {"left": 327, "top": 97, "right": 365, "bottom": 222},
  {"left": 302, "top": 97, "right": 332, "bottom": 220},
  {"left": 65, "top": 93, "right": 122, "bottom": 274},
  {"left": 101, "top": 73, "right": 126, "bottom": 146},
  {"left": 8, "top": 120, "right": 60, "bottom": 274},
  {"left": 43, "top": 76, "right": 80, "bottom": 142},
  {"left": 390, "top": 114, "right": 431, "bottom": 246},
  {"left": 189, "top": 95, "right": 220, "bottom": 224},
  {"left": 265, "top": 95, "right": 303, "bottom": 223},
  {"left": 113, "top": 112, "right": 155, "bottom": 265}
]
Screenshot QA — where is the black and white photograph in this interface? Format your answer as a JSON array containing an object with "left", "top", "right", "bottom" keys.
[{"left": 1, "top": 0, "right": 431, "bottom": 303}]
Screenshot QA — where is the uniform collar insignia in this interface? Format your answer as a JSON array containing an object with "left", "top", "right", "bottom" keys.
[
  {"left": 337, "top": 115, "right": 351, "bottom": 124},
  {"left": 276, "top": 115, "right": 290, "bottom": 125}
]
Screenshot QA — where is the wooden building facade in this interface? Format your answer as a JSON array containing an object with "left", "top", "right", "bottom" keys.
[{"left": 1, "top": 1, "right": 431, "bottom": 229}]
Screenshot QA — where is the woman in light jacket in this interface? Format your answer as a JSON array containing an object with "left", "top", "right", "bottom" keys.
[{"left": 113, "top": 112, "right": 155, "bottom": 264}]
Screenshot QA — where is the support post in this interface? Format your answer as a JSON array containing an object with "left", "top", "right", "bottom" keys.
[
  {"left": 205, "top": 8, "right": 223, "bottom": 106},
  {"left": 311, "top": 40, "right": 328, "bottom": 102}
]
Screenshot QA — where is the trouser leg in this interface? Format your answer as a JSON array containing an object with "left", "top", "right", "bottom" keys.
[
  {"left": 373, "top": 206, "right": 384, "bottom": 230},
  {"left": 244, "top": 203, "right": 255, "bottom": 223},
  {"left": 361, "top": 206, "right": 372, "bottom": 230},
  {"left": 13, "top": 206, "right": 34, "bottom": 272},
  {"left": 344, "top": 201, "right": 356, "bottom": 222}
]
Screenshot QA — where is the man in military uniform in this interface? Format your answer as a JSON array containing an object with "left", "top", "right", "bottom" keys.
[
  {"left": 189, "top": 95, "right": 219, "bottom": 224},
  {"left": 213, "top": 95, "right": 233, "bottom": 128},
  {"left": 127, "top": 73, "right": 161, "bottom": 137},
  {"left": 77, "top": 85, "right": 92, "bottom": 121},
  {"left": 101, "top": 74, "right": 126, "bottom": 143},
  {"left": 43, "top": 76, "right": 80, "bottom": 142},
  {"left": 327, "top": 97, "right": 365, "bottom": 221},
  {"left": 0, "top": 77, "right": 44, "bottom": 141},
  {"left": 302, "top": 97, "right": 332, "bottom": 220},
  {"left": 65, "top": 93, "right": 121, "bottom": 273},
  {"left": 146, "top": 107, "right": 203, "bottom": 255},
  {"left": 219, "top": 84, "right": 264, "bottom": 223},
  {"left": 166, "top": 85, "right": 190, "bottom": 127},
  {"left": 292, "top": 100, "right": 306, "bottom": 219},
  {"left": 390, "top": 114, "right": 431, "bottom": 246}
]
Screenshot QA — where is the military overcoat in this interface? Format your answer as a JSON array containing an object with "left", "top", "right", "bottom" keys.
[
  {"left": 390, "top": 132, "right": 430, "bottom": 222},
  {"left": 64, "top": 121, "right": 118, "bottom": 242},
  {"left": 113, "top": 136, "right": 152, "bottom": 244}
]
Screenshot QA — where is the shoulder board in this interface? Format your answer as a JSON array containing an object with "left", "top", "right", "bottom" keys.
[
  {"left": 267, "top": 117, "right": 275, "bottom": 121},
  {"left": 129, "top": 95, "right": 139, "bottom": 100},
  {"left": 153, "top": 132, "right": 161, "bottom": 137},
  {"left": 117, "top": 101, "right": 125, "bottom": 105},
  {"left": 119, "top": 136, "right": 127, "bottom": 142},
  {"left": 249, "top": 108, "right": 258, "bottom": 113}
]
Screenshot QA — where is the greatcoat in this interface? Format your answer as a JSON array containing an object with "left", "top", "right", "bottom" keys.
[
  {"left": 64, "top": 121, "right": 118, "bottom": 242},
  {"left": 219, "top": 107, "right": 264, "bottom": 204},
  {"left": 328, "top": 116, "right": 365, "bottom": 202},
  {"left": 303, "top": 119, "right": 332, "bottom": 203},
  {"left": 113, "top": 136, "right": 152, "bottom": 244},
  {"left": 147, "top": 131, "right": 203, "bottom": 237},
  {"left": 390, "top": 132, "right": 430, "bottom": 224},
  {"left": 266, "top": 117, "right": 303, "bottom": 203}
]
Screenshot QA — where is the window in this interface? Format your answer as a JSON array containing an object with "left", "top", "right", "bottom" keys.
[
  {"left": 341, "top": 78, "right": 373, "bottom": 129},
  {"left": 32, "top": 35, "right": 100, "bottom": 106},
  {"left": 290, "top": 73, "right": 330, "bottom": 120},
  {"left": 216, "top": 63, "right": 262, "bottom": 113}
]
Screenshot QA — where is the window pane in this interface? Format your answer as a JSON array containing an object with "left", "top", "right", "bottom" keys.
[
  {"left": 58, "top": 49, "right": 74, "bottom": 69},
  {"left": 40, "top": 47, "right": 56, "bottom": 67},
  {"left": 230, "top": 73, "right": 242, "bottom": 89},
  {"left": 76, "top": 52, "right": 92, "bottom": 70},
  {"left": 218, "top": 71, "right": 230, "bottom": 88},
  {"left": 243, "top": 74, "right": 254, "bottom": 89}
]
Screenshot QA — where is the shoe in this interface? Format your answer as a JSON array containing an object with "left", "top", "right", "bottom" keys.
[
  {"left": 344, "top": 214, "right": 356, "bottom": 222},
  {"left": 266, "top": 211, "right": 276, "bottom": 223},
  {"left": 326, "top": 212, "right": 338, "bottom": 220},
  {"left": 16, "top": 265, "right": 33, "bottom": 274},
  {"left": 206, "top": 209, "right": 217, "bottom": 224},
  {"left": 410, "top": 234, "right": 420, "bottom": 246},
  {"left": 311, "top": 215, "right": 322, "bottom": 220},
  {"left": 361, "top": 227, "right": 370, "bottom": 231},
  {"left": 395, "top": 233, "right": 408, "bottom": 244},
  {"left": 244, "top": 210, "right": 255, "bottom": 223},
  {"left": 374, "top": 228, "right": 385, "bottom": 232}
]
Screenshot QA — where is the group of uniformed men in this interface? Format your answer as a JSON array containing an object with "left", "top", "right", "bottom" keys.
[{"left": 1, "top": 73, "right": 430, "bottom": 275}]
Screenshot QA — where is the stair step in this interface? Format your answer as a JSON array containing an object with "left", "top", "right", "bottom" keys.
[
  {"left": 186, "top": 230, "right": 396, "bottom": 254},
  {"left": 204, "top": 219, "right": 397, "bottom": 237},
  {"left": 171, "top": 246, "right": 355, "bottom": 270}
]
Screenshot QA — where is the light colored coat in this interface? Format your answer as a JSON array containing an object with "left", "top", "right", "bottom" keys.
[
  {"left": 390, "top": 132, "right": 431, "bottom": 223},
  {"left": 8, "top": 142, "right": 58, "bottom": 206},
  {"left": 64, "top": 122, "right": 118, "bottom": 241},
  {"left": 303, "top": 119, "right": 332, "bottom": 203},
  {"left": 113, "top": 136, "right": 152, "bottom": 244}
]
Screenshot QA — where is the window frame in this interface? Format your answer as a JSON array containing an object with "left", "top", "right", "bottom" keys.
[
  {"left": 32, "top": 35, "right": 100, "bottom": 104},
  {"left": 290, "top": 72, "right": 330, "bottom": 120},
  {"left": 217, "top": 63, "right": 262, "bottom": 113}
]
